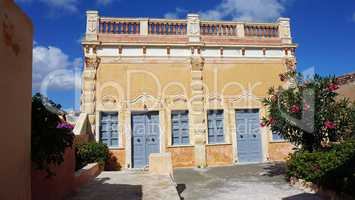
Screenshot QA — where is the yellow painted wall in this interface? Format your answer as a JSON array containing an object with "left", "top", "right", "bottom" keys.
[{"left": 94, "top": 58, "right": 291, "bottom": 168}]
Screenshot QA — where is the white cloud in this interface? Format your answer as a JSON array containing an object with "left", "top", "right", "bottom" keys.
[
  {"left": 38, "top": 0, "right": 79, "bottom": 12},
  {"left": 32, "top": 44, "right": 82, "bottom": 91},
  {"left": 198, "top": 0, "right": 290, "bottom": 21},
  {"left": 96, "top": 0, "right": 120, "bottom": 5},
  {"left": 164, "top": 8, "right": 187, "bottom": 19},
  {"left": 352, "top": 12, "right": 355, "bottom": 22}
]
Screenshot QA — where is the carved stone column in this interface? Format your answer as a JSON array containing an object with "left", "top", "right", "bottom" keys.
[
  {"left": 81, "top": 56, "right": 100, "bottom": 134},
  {"left": 190, "top": 56, "right": 207, "bottom": 168}
]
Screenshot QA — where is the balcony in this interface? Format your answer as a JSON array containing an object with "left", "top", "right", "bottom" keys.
[{"left": 84, "top": 11, "right": 294, "bottom": 47}]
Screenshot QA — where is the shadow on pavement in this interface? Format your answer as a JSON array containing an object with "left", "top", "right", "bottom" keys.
[
  {"left": 262, "top": 162, "right": 287, "bottom": 177},
  {"left": 67, "top": 177, "right": 143, "bottom": 200},
  {"left": 176, "top": 183, "right": 186, "bottom": 200},
  {"left": 282, "top": 193, "right": 327, "bottom": 200}
]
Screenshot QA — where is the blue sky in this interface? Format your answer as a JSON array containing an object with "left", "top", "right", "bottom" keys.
[{"left": 16, "top": 0, "right": 355, "bottom": 110}]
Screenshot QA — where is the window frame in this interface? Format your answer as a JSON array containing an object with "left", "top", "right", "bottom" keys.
[
  {"left": 207, "top": 109, "right": 225, "bottom": 144},
  {"left": 99, "top": 111, "right": 119, "bottom": 148},
  {"left": 272, "top": 131, "right": 286, "bottom": 142},
  {"left": 171, "top": 110, "right": 190, "bottom": 146}
]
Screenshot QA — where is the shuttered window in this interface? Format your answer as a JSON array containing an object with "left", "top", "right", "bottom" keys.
[
  {"left": 100, "top": 112, "right": 119, "bottom": 148},
  {"left": 208, "top": 110, "right": 224, "bottom": 144},
  {"left": 171, "top": 110, "right": 189, "bottom": 145},
  {"left": 272, "top": 131, "right": 285, "bottom": 141}
]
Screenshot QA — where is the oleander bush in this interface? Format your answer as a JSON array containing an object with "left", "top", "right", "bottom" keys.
[
  {"left": 287, "top": 140, "right": 355, "bottom": 196},
  {"left": 262, "top": 72, "right": 354, "bottom": 152},
  {"left": 75, "top": 142, "right": 110, "bottom": 170}
]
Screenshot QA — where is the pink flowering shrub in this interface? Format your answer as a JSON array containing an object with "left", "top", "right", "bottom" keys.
[{"left": 262, "top": 72, "right": 354, "bottom": 152}]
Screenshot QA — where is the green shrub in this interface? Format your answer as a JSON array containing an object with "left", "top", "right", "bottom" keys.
[
  {"left": 32, "top": 93, "right": 74, "bottom": 177},
  {"left": 75, "top": 142, "right": 110, "bottom": 170},
  {"left": 287, "top": 140, "right": 355, "bottom": 196}
]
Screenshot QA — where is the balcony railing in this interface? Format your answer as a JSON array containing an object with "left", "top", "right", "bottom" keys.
[
  {"left": 200, "top": 22, "right": 238, "bottom": 36},
  {"left": 99, "top": 18, "right": 140, "bottom": 34},
  {"left": 148, "top": 20, "right": 187, "bottom": 35},
  {"left": 87, "top": 11, "right": 291, "bottom": 43},
  {"left": 244, "top": 24, "right": 279, "bottom": 38}
]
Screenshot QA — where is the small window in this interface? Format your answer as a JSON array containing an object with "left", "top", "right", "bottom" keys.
[
  {"left": 272, "top": 131, "right": 285, "bottom": 141},
  {"left": 207, "top": 110, "right": 224, "bottom": 144},
  {"left": 100, "top": 112, "right": 119, "bottom": 148},
  {"left": 171, "top": 110, "right": 189, "bottom": 145}
]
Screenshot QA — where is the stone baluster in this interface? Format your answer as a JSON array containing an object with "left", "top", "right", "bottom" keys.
[
  {"left": 99, "top": 21, "right": 103, "bottom": 33},
  {"left": 177, "top": 23, "right": 181, "bottom": 34}
]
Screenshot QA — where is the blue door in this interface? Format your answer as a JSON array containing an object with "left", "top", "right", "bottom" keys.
[
  {"left": 131, "top": 111, "right": 160, "bottom": 168},
  {"left": 235, "top": 109, "right": 262, "bottom": 163}
]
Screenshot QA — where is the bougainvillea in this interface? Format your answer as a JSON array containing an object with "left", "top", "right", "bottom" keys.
[
  {"left": 32, "top": 93, "right": 74, "bottom": 176},
  {"left": 262, "top": 72, "right": 354, "bottom": 152}
]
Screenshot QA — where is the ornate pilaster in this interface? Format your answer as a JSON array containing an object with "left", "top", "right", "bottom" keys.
[
  {"left": 190, "top": 56, "right": 207, "bottom": 167},
  {"left": 85, "top": 11, "right": 99, "bottom": 41},
  {"left": 285, "top": 58, "right": 297, "bottom": 88},
  {"left": 81, "top": 56, "right": 100, "bottom": 134},
  {"left": 187, "top": 14, "right": 201, "bottom": 43},
  {"left": 277, "top": 17, "right": 292, "bottom": 44}
]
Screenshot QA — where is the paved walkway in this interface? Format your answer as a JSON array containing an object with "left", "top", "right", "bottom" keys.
[
  {"left": 173, "top": 163, "right": 325, "bottom": 200},
  {"left": 66, "top": 171, "right": 179, "bottom": 200}
]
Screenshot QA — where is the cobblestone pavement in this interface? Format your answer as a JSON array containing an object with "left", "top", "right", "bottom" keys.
[
  {"left": 66, "top": 171, "right": 179, "bottom": 200},
  {"left": 173, "top": 163, "right": 325, "bottom": 200}
]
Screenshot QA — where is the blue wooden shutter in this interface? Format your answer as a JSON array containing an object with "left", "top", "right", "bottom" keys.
[
  {"left": 208, "top": 110, "right": 224, "bottom": 144},
  {"left": 100, "top": 112, "right": 119, "bottom": 148},
  {"left": 171, "top": 110, "right": 189, "bottom": 145}
]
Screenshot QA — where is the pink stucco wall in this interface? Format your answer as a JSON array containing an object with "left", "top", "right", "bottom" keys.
[
  {"left": 0, "top": 1, "right": 33, "bottom": 199},
  {"left": 31, "top": 148, "right": 76, "bottom": 200},
  {"left": 31, "top": 147, "right": 102, "bottom": 200}
]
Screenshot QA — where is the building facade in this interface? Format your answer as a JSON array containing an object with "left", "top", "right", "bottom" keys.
[{"left": 81, "top": 11, "right": 296, "bottom": 169}]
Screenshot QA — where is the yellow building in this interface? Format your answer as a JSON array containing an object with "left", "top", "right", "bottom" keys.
[{"left": 80, "top": 11, "right": 296, "bottom": 169}]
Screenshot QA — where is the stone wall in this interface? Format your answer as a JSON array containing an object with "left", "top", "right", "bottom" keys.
[{"left": 0, "top": 1, "right": 32, "bottom": 199}]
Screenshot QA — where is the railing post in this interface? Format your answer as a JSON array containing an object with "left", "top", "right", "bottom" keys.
[
  {"left": 85, "top": 10, "right": 99, "bottom": 41},
  {"left": 140, "top": 18, "right": 149, "bottom": 35},
  {"left": 236, "top": 23, "right": 245, "bottom": 38},
  {"left": 277, "top": 17, "right": 292, "bottom": 44},
  {"left": 187, "top": 13, "right": 201, "bottom": 43}
]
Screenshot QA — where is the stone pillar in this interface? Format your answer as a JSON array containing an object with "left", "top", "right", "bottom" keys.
[
  {"left": 236, "top": 23, "right": 245, "bottom": 38},
  {"left": 140, "top": 19, "right": 149, "bottom": 36},
  {"left": 187, "top": 13, "right": 201, "bottom": 43},
  {"left": 277, "top": 17, "right": 292, "bottom": 44},
  {"left": 190, "top": 56, "right": 207, "bottom": 168},
  {"left": 81, "top": 56, "right": 100, "bottom": 134},
  {"left": 86, "top": 10, "right": 99, "bottom": 41}
]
